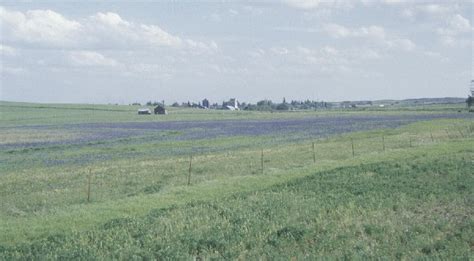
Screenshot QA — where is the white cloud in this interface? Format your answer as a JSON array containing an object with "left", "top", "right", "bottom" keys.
[
  {"left": 322, "top": 23, "right": 350, "bottom": 38},
  {"left": 286, "top": 0, "right": 419, "bottom": 10},
  {"left": 445, "top": 14, "right": 471, "bottom": 34},
  {"left": 284, "top": 0, "right": 324, "bottom": 10},
  {"left": 296, "top": 45, "right": 380, "bottom": 66},
  {"left": 0, "top": 6, "right": 216, "bottom": 52},
  {"left": 436, "top": 14, "right": 472, "bottom": 47},
  {"left": 92, "top": 12, "right": 130, "bottom": 27},
  {"left": 139, "top": 24, "right": 183, "bottom": 47},
  {"left": 392, "top": 38, "right": 416, "bottom": 51},
  {"left": 400, "top": 3, "right": 462, "bottom": 21},
  {"left": 423, "top": 51, "right": 449, "bottom": 62},
  {"left": 322, "top": 23, "right": 415, "bottom": 51},
  {"left": 248, "top": 48, "right": 266, "bottom": 59},
  {"left": 270, "top": 47, "right": 289, "bottom": 55},
  {"left": 284, "top": 0, "right": 354, "bottom": 10},
  {"left": 68, "top": 51, "right": 119, "bottom": 67},
  {"left": 0, "top": 65, "right": 26, "bottom": 75},
  {"left": 242, "top": 5, "right": 264, "bottom": 16},
  {"left": 125, "top": 63, "right": 175, "bottom": 80},
  {"left": 381, "top": 0, "right": 408, "bottom": 4},
  {"left": 228, "top": 9, "right": 239, "bottom": 16},
  {"left": 323, "top": 24, "right": 386, "bottom": 39},
  {"left": 0, "top": 6, "right": 82, "bottom": 47},
  {"left": 260, "top": 45, "right": 382, "bottom": 78},
  {"left": 419, "top": 4, "right": 451, "bottom": 16},
  {"left": 0, "top": 44, "right": 17, "bottom": 56}
]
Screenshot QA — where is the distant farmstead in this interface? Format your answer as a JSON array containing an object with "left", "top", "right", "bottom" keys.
[
  {"left": 138, "top": 108, "right": 151, "bottom": 115},
  {"left": 154, "top": 105, "right": 168, "bottom": 115},
  {"left": 224, "top": 98, "right": 239, "bottom": 110}
]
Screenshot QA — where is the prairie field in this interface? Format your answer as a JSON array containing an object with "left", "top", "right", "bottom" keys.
[{"left": 0, "top": 101, "right": 473, "bottom": 259}]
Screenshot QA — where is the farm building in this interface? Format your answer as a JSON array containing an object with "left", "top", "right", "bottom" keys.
[
  {"left": 138, "top": 108, "right": 151, "bottom": 115},
  {"left": 224, "top": 98, "right": 239, "bottom": 110},
  {"left": 154, "top": 105, "right": 168, "bottom": 115}
]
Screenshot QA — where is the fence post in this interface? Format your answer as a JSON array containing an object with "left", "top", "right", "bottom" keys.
[
  {"left": 261, "top": 149, "right": 264, "bottom": 174},
  {"left": 382, "top": 135, "right": 385, "bottom": 152},
  {"left": 430, "top": 131, "right": 434, "bottom": 142},
  {"left": 409, "top": 136, "right": 412, "bottom": 148},
  {"left": 187, "top": 155, "right": 193, "bottom": 186},
  {"left": 87, "top": 168, "right": 92, "bottom": 203},
  {"left": 351, "top": 138, "right": 355, "bottom": 157},
  {"left": 445, "top": 129, "right": 451, "bottom": 139},
  {"left": 312, "top": 142, "right": 316, "bottom": 163}
]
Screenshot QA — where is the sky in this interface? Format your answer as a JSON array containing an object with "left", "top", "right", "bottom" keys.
[{"left": 0, "top": 0, "right": 472, "bottom": 104}]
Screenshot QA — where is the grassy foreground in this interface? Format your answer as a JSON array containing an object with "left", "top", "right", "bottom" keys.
[
  {"left": 0, "top": 102, "right": 473, "bottom": 259},
  {"left": 1, "top": 143, "right": 473, "bottom": 259}
]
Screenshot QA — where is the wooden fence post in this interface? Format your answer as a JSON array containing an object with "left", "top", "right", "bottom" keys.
[
  {"left": 382, "top": 135, "right": 385, "bottom": 152},
  {"left": 261, "top": 149, "right": 264, "bottom": 174},
  {"left": 351, "top": 138, "right": 355, "bottom": 157},
  {"left": 409, "top": 136, "right": 412, "bottom": 148},
  {"left": 87, "top": 168, "right": 92, "bottom": 203},
  {"left": 187, "top": 155, "right": 193, "bottom": 186},
  {"left": 445, "top": 129, "right": 451, "bottom": 139},
  {"left": 430, "top": 131, "right": 434, "bottom": 142},
  {"left": 312, "top": 142, "right": 316, "bottom": 163}
]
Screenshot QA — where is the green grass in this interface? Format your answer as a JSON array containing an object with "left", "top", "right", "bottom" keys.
[
  {"left": 0, "top": 100, "right": 468, "bottom": 127},
  {"left": 0, "top": 102, "right": 472, "bottom": 259},
  {"left": 1, "top": 150, "right": 472, "bottom": 259}
]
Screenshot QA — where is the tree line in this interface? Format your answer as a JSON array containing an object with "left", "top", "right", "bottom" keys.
[{"left": 132, "top": 98, "right": 331, "bottom": 111}]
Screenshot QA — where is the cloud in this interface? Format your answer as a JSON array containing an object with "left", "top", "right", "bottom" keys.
[
  {"left": 380, "top": 0, "right": 409, "bottom": 5},
  {"left": 0, "top": 44, "right": 17, "bottom": 56},
  {"left": 442, "top": 14, "right": 471, "bottom": 34},
  {"left": 68, "top": 51, "right": 119, "bottom": 67},
  {"left": 92, "top": 12, "right": 130, "bottom": 27},
  {"left": 270, "top": 47, "right": 289, "bottom": 55},
  {"left": 286, "top": 0, "right": 419, "bottom": 10},
  {"left": 0, "top": 6, "right": 82, "bottom": 47},
  {"left": 253, "top": 45, "right": 382, "bottom": 78},
  {"left": 284, "top": 0, "right": 325, "bottom": 9},
  {"left": 296, "top": 45, "right": 383, "bottom": 76},
  {"left": 0, "top": 65, "right": 26, "bottom": 75},
  {"left": 321, "top": 23, "right": 350, "bottom": 38},
  {"left": 322, "top": 23, "right": 416, "bottom": 51},
  {"left": 400, "top": 3, "right": 463, "bottom": 21},
  {"left": 418, "top": 4, "right": 452, "bottom": 16},
  {"left": 392, "top": 38, "right": 416, "bottom": 51},
  {"left": 436, "top": 14, "right": 472, "bottom": 47},
  {"left": 323, "top": 23, "right": 386, "bottom": 39},
  {"left": 296, "top": 45, "right": 380, "bottom": 66},
  {"left": 284, "top": 0, "right": 354, "bottom": 10},
  {"left": 0, "top": 6, "right": 216, "bottom": 52}
]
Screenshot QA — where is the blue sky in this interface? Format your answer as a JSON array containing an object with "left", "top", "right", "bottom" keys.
[{"left": 0, "top": 0, "right": 472, "bottom": 104}]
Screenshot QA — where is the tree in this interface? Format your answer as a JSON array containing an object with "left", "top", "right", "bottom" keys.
[
  {"left": 276, "top": 103, "right": 289, "bottom": 110},
  {"left": 467, "top": 96, "right": 474, "bottom": 111},
  {"left": 256, "top": 100, "right": 274, "bottom": 111}
]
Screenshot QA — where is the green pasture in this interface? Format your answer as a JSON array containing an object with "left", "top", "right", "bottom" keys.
[
  {"left": 0, "top": 102, "right": 472, "bottom": 259},
  {"left": 0, "top": 100, "right": 467, "bottom": 127}
]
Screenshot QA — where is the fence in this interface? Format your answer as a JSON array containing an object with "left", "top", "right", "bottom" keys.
[{"left": 84, "top": 123, "right": 474, "bottom": 202}]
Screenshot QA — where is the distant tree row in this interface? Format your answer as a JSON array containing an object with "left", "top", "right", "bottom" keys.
[
  {"left": 131, "top": 98, "right": 331, "bottom": 111},
  {"left": 243, "top": 98, "right": 330, "bottom": 111}
]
